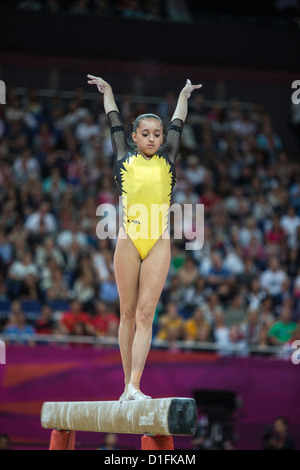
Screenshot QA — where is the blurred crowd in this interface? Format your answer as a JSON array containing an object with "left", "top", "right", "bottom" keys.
[
  {"left": 13, "top": 0, "right": 167, "bottom": 21},
  {"left": 0, "top": 80, "right": 300, "bottom": 358},
  {"left": 11, "top": 0, "right": 300, "bottom": 24}
]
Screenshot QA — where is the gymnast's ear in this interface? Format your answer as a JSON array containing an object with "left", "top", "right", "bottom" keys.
[{"left": 132, "top": 132, "right": 137, "bottom": 142}]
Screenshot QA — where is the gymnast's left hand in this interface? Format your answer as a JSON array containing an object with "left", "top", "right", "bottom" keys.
[
  {"left": 182, "top": 79, "right": 202, "bottom": 99},
  {"left": 87, "top": 74, "right": 111, "bottom": 94}
]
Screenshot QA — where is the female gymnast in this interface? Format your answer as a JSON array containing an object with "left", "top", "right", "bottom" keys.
[{"left": 87, "top": 74, "right": 202, "bottom": 401}]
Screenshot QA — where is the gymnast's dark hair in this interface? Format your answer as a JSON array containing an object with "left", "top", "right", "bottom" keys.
[{"left": 133, "top": 114, "right": 163, "bottom": 132}]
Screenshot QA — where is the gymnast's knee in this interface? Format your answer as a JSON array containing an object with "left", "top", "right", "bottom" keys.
[
  {"left": 136, "top": 308, "right": 155, "bottom": 331},
  {"left": 120, "top": 308, "right": 136, "bottom": 327}
]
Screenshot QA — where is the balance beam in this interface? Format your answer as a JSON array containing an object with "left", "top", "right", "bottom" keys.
[{"left": 41, "top": 398, "right": 197, "bottom": 437}]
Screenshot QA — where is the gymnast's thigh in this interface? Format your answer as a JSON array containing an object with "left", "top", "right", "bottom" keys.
[
  {"left": 113, "top": 226, "right": 141, "bottom": 312},
  {"left": 137, "top": 235, "right": 171, "bottom": 312}
]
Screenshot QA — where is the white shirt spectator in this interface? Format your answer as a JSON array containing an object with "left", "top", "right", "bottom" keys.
[
  {"left": 93, "top": 252, "right": 110, "bottom": 281},
  {"left": 184, "top": 155, "right": 208, "bottom": 187},
  {"left": 57, "top": 229, "right": 88, "bottom": 251},
  {"left": 223, "top": 249, "right": 245, "bottom": 275},
  {"left": 280, "top": 210, "right": 300, "bottom": 248},
  {"left": 13, "top": 152, "right": 40, "bottom": 183},
  {"left": 239, "top": 218, "right": 263, "bottom": 247},
  {"left": 8, "top": 255, "right": 38, "bottom": 280},
  {"left": 259, "top": 266, "right": 288, "bottom": 297},
  {"left": 25, "top": 210, "right": 57, "bottom": 234},
  {"left": 75, "top": 115, "right": 100, "bottom": 142}
]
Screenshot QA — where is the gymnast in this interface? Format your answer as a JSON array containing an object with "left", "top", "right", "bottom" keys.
[{"left": 87, "top": 74, "right": 202, "bottom": 401}]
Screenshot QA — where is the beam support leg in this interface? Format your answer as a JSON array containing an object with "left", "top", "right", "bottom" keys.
[
  {"left": 49, "top": 430, "right": 76, "bottom": 450},
  {"left": 141, "top": 435, "right": 174, "bottom": 450}
]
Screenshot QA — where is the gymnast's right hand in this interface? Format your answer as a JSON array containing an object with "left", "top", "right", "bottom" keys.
[{"left": 87, "top": 75, "right": 111, "bottom": 93}]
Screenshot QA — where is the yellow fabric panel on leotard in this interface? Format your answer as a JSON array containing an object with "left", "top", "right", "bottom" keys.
[{"left": 115, "top": 151, "right": 176, "bottom": 260}]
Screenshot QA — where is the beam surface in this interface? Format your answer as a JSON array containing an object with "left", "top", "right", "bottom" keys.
[{"left": 41, "top": 398, "right": 197, "bottom": 436}]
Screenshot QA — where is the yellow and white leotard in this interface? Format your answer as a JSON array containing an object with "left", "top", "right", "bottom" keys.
[{"left": 108, "top": 111, "right": 183, "bottom": 260}]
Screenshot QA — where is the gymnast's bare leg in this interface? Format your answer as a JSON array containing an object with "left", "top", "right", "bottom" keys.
[{"left": 114, "top": 227, "right": 171, "bottom": 401}]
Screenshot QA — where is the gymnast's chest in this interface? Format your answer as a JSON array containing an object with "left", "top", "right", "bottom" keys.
[{"left": 117, "top": 153, "right": 175, "bottom": 195}]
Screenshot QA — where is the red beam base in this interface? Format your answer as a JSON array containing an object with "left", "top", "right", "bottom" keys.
[
  {"left": 141, "top": 435, "right": 174, "bottom": 450},
  {"left": 49, "top": 430, "right": 76, "bottom": 450}
]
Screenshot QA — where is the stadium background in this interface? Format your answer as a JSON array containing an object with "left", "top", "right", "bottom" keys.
[{"left": 0, "top": 0, "right": 300, "bottom": 450}]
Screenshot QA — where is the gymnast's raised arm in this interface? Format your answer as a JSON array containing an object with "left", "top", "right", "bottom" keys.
[
  {"left": 87, "top": 74, "right": 129, "bottom": 160},
  {"left": 87, "top": 75, "right": 119, "bottom": 114},
  {"left": 166, "top": 79, "right": 202, "bottom": 163},
  {"left": 171, "top": 79, "right": 202, "bottom": 123}
]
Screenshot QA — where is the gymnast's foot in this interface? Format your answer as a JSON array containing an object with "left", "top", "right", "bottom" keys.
[
  {"left": 119, "top": 385, "right": 129, "bottom": 403},
  {"left": 126, "top": 383, "right": 152, "bottom": 401}
]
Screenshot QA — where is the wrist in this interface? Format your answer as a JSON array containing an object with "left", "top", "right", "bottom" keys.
[{"left": 103, "top": 85, "right": 112, "bottom": 94}]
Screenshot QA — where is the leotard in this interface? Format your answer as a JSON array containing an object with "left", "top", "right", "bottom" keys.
[{"left": 108, "top": 110, "right": 183, "bottom": 260}]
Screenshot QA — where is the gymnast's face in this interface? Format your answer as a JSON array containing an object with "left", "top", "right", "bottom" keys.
[{"left": 132, "top": 118, "right": 164, "bottom": 158}]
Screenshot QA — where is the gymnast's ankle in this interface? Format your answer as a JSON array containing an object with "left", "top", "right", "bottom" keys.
[{"left": 127, "top": 383, "right": 151, "bottom": 401}]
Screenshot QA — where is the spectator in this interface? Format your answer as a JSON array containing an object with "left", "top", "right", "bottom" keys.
[
  {"left": 211, "top": 309, "right": 230, "bottom": 349},
  {"left": 72, "top": 269, "right": 96, "bottom": 309},
  {"left": 263, "top": 416, "right": 295, "bottom": 450},
  {"left": 4, "top": 308, "right": 36, "bottom": 345},
  {"left": 256, "top": 119, "right": 283, "bottom": 162},
  {"left": 183, "top": 307, "right": 211, "bottom": 342},
  {"left": 258, "top": 296, "right": 276, "bottom": 330},
  {"left": 42, "top": 168, "right": 67, "bottom": 202},
  {"left": 161, "top": 274, "right": 186, "bottom": 311},
  {"left": 289, "top": 172, "right": 300, "bottom": 212},
  {"left": 57, "top": 220, "right": 88, "bottom": 253},
  {"left": 0, "top": 229, "right": 13, "bottom": 266},
  {"left": 24, "top": 201, "right": 57, "bottom": 241},
  {"left": 75, "top": 113, "right": 100, "bottom": 144},
  {"left": 156, "top": 302, "right": 184, "bottom": 341},
  {"left": 177, "top": 256, "right": 199, "bottom": 287},
  {"left": 264, "top": 214, "right": 286, "bottom": 249},
  {"left": 255, "top": 326, "right": 270, "bottom": 352},
  {"left": 236, "top": 258, "right": 257, "bottom": 291},
  {"left": 97, "top": 433, "right": 119, "bottom": 450},
  {"left": 92, "top": 300, "right": 119, "bottom": 337},
  {"left": 35, "top": 304, "right": 58, "bottom": 334},
  {"left": 199, "top": 185, "right": 221, "bottom": 214},
  {"left": 181, "top": 275, "right": 207, "bottom": 313},
  {"left": 259, "top": 256, "right": 288, "bottom": 306},
  {"left": 285, "top": 247, "right": 299, "bottom": 279},
  {"left": 43, "top": 266, "right": 70, "bottom": 303},
  {"left": 280, "top": 206, "right": 300, "bottom": 248},
  {"left": 7, "top": 251, "right": 39, "bottom": 299},
  {"left": 221, "top": 325, "right": 249, "bottom": 357},
  {"left": 224, "top": 293, "right": 247, "bottom": 328},
  {"left": 241, "top": 309, "right": 261, "bottom": 346},
  {"left": 206, "top": 251, "right": 235, "bottom": 299},
  {"left": 34, "top": 236, "right": 65, "bottom": 271},
  {"left": 0, "top": 434, "right": 11, "bottom": 450},
  {"left": 60, "top": 299, "right": 94, "bottom": 335},
  {"left": 12, "top": 147, "right": 40, "bottom": 184},
  {"left": 184, "top": 154, "right": 208, "bottom": 191},
  {"left": 268, "top": 305, "right": 296, "bottom": 346},
  {"left": 293, "top": 266, "right": 300, "bottom": 299},
  {"left": 224, "top": 186, "right": 250, "bottom": 220},
  {"left": 33, "top": 122, "right": 57, "bottom": 154},
  {"left": 223, "top": 245, "right": 245, "bottom": 276},
  {"left": 70, "top": 321, "right": 93, "bottom": 345},
  {"left": 62, "top": 99, "right": 90, "bottom": 130},
  {"left": 239, "top": 217, "right": 263, "bottom": 248},
  {"left": 99, "top": 271, "right": 119, "bottom": 306}
]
